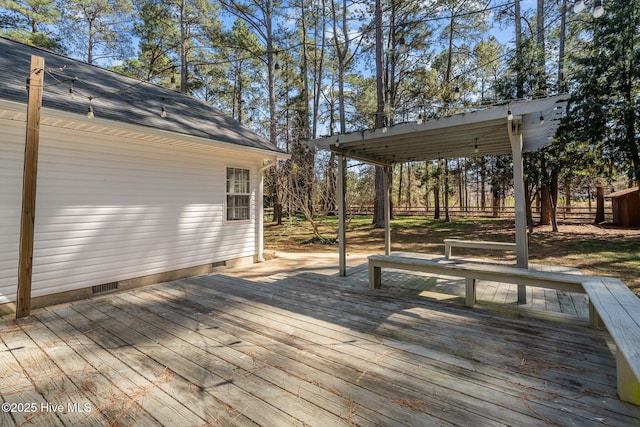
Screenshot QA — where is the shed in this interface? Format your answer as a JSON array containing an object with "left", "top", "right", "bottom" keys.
[
  {"left": 606, "top": 187, "right": 640, "bottom": 227},
  {"left": 0, "top": 37, "right": 288, "bottom": 315}
]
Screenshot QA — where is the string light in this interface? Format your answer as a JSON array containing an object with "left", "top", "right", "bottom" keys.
[
  {"left": 417, "top": 113, "right": 423, "bottom": 125},
  {"left": 453, "top": 86, "right": 461, "bottom": 100},
  {"left": 573, "top": 0, "right": 605, "bottom": 17},
  {"left": 397, "top": 37, "right": 407, "bottom": 54},
  {"left": 592, "top": 0, "right": 604, "bottom": 17},
  {"left": 248, "top": 107, "right": 256, "bottom": 127},
  {"left": 507, "top": 109, "right": 513, "bottom": 120},
  {"left": 474, "top": 138, "right": 479, "bottom": 154},
  {"left": 87, "top": 97, "right": 94, "bottom": 119},
  {"left": 539, "top": 113, "right": 544, "bottom": 125},
  {"left": 68, "top": 76, "right": 77, "bottom": 99}
]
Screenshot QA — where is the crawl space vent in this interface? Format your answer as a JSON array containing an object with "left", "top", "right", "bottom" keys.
[{"left": 92, "top": 282, "right": 118, "bottom": 295}]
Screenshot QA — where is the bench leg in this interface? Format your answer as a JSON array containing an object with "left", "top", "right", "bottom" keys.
[
  {"left": 517, "top": 285, "right": 526, "bottom": 304},
  {"left": 465, "top": 278, "right": 476, "bottom": 307},
  {"left": 617, "top": 352, "right": 640, "bottom": 405},
  {"left": 369, "top": 264, "right": 382, "bottom": 289},
  {"left": 588, "top": 300, "right": 605, "bottom": 328}
]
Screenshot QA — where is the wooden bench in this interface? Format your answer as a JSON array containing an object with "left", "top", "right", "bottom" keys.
[
  {"left": 444, "top": 238, "right": 516, "bottom": 259},
  {"left": 581, "top": 278, "right": 640, "bottom": 404},
  {"left": 368, "top": 252, "right": 640, "bottom": 405}
]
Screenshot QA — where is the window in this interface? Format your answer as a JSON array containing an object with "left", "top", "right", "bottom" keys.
[{"left": 226, "top": 167, "right": 250, "bottom": 221}]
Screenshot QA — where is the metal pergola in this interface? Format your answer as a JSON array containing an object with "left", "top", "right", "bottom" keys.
[{"left": 309, "top": 95, "right": 568, "bottom": 303}]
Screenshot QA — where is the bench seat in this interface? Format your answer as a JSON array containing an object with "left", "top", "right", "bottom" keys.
[
  {"left": 582, "top": 279, "right": 640, "bottom": 404},
  {"left": 444, "top": 238, "right": 516, "bottom": 259},
  {"left": 368, "top": 252, "right": 640, "bottom": 405}
]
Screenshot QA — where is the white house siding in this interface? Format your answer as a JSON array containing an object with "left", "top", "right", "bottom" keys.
[
  {"left": 1, "top": 118, "right": 261, "bottom": 302},
  {"left": 0, "top": 122, "right": 24, "bottom": 304}
]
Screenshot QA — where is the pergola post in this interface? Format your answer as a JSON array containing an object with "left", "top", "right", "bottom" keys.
[
  {"left": 338, "top": 155, "right": 347, "bottom": 276},
  {"left": 508, "top": 117, "right": 529, "bottom": 304},
  {"left": 384, "top": 165, "right": 391, "bottom": 255},
  {"left": 256, "top": 169, "right": 265, "bottom": 262}
]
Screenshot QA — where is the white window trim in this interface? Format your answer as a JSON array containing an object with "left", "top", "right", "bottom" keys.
[{"left": 225, "top": 166, "right": 252, "bottom": 223}]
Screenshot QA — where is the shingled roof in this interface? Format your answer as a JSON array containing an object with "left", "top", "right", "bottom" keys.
[{"left": 0, "top": 37, "right": 286, "bottom": 155}]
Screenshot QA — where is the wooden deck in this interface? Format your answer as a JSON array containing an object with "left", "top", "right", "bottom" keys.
[{"left": 1, "top": 259, "right": 640, "bottom": 426}]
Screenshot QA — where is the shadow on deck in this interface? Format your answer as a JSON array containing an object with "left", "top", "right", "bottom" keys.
[{"left": 0, "top": 257, "right": 639, "bottom": 426}]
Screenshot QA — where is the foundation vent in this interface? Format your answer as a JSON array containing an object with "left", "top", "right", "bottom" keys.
[{"left": 92, "top": 282, "right": 119, "bottom": 295}]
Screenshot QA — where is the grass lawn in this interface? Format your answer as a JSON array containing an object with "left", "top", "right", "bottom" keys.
[{"left": 264, "top": 215, "right": 640, "bottom": 295}]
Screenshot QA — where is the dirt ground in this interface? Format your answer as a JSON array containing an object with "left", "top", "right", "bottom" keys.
[{"left": 264, "top": 218, "right": 640, "bottom": 295}]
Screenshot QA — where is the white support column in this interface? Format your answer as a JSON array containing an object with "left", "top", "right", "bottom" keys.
[
  {"left": 255, "top": 168, "right": 265, "bottom": 262},
  {"left": 338, "top": 155, "right": 347, "bottom": 276},
  {"left": 508, "top": 117, "right": 529, "bottom": 304},
  {"left": 384, "top": 165, "right": 391, "bottom": 255}
]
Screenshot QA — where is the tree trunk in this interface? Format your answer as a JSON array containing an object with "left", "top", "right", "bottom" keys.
[
  {"left": 514, "top": 0, "right": 523, "bottom": 99},
  {"left": 525, "top": 184, "right": 534, "bottom": 233},
  {"left": 558, "top": 0, "right": 567, "bottom": 92},
  {"left": 397, "top": 163, "right": 403, "bottom": 207},
  {"left": 444, "top": 160, "right": 450, "bottom": 222},
  {"left": 595, "top": 185, "right": 605, "bottom": 224},
  {"left": 550, "top": 169, "right": 559, "bottom": 232},
  {"left": 564, "top": 176, "right": 571, "bottom": 215},
  {"left": 457, "top": 159, "right": 463, "bottom": 209},
  {"left": 179, "top": 0, "right": 188, "bottom": 93},
  {"left": 481, "top": 161, "right": 486, "bottom": 210},
  {"left": 406, "top": 163, "right": 412, "bottom": 208},
  {"left": 539, "top": 184, "right": 551, "bottom": 225},
  {"left": 536, "top": 0, "right": 547, "bottom": 95},
  {"left": 372, "top": 0, "right": 386, "bottom": 228}
]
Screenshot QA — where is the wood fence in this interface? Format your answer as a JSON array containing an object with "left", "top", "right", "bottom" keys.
[{"left": 264, "top": 205, "right": 613, "bottom": 223}]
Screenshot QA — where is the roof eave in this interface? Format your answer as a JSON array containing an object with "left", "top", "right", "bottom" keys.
[{"left": 0, "top": 98, "right": 290, "bottom": 160}]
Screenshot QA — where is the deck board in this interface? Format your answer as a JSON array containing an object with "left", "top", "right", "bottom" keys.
[
  {"left": 173, "top": 275, "right": 627, "bottom": 416},
  {"left": 1, "top": 260, "right": 639, "bottom": 426}
]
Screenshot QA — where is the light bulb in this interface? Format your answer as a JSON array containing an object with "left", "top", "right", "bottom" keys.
[
  {"left": 87, "top": 105, "right": 94, "bottom": 119},
  {"left": 161, "top": 105, "right": 167, "bottom": 118},
  {"left": 68, "top": 87, "right": 74, "bottom": 100},
  {"left": 248, "top": 116, "right": 254, "bottom": 127},
  {"left": 539, "top": 114, "right": 544, "bottom": 126},
  {"left": 453, "top": 86, "right": 461, "bottom": 100},
  {"left": 397, "top": 37, "right": 407, "bottom": 54},
  {"left": 417, "top": 114, "right": 423, "bottom": 125},
  {"left": 573, "top": 0, "right": 586, "bottom": 13},
  {"left": 507, "top": 110, "right": 513, "bottom": 120},
  {"left": 592, "top": 0, "right": 604, "bottom": 17}
]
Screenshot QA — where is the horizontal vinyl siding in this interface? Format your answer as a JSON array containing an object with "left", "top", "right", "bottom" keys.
[
  {"left": 0, "top": 121, "right": 24, "bottom": 303},
  {"left": 1, "top": 120, "right": 260, "bottom": 302}
]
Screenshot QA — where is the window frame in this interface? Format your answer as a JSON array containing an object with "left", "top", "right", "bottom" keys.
[{"left": 225, "top": 167, "right": 251, "bottom": 222}]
